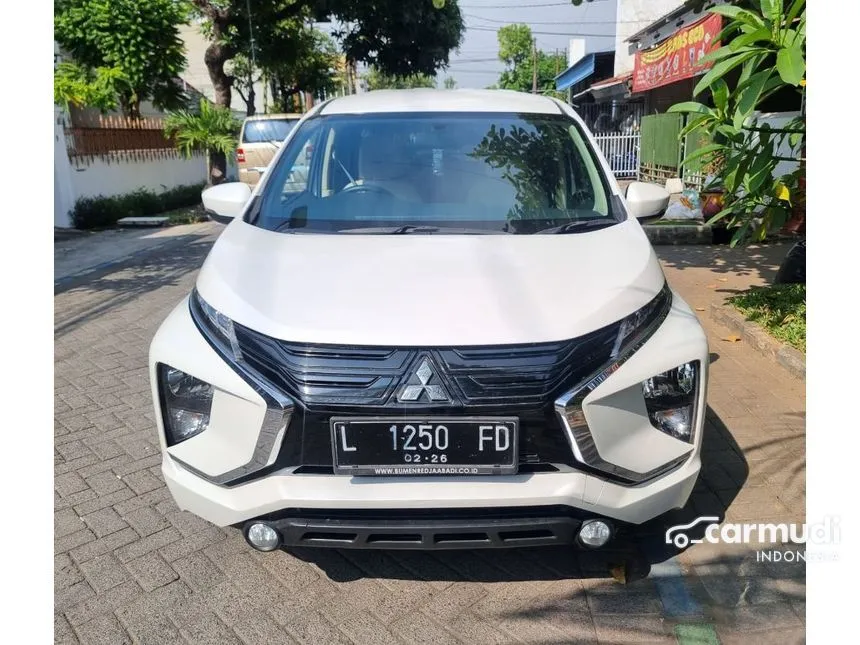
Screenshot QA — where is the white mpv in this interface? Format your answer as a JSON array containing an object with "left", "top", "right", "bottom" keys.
[{"left": 149, "top": 89, "right": 708, "bottom": 553}]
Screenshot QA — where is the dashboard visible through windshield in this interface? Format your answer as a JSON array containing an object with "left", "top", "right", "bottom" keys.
[{"left": 248, "top": 112, "right": 622, "bottom": 235}]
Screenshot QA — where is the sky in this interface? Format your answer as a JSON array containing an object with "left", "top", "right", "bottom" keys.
[{"left": 445, "top": 0, "right": 618, "bottom": 89}]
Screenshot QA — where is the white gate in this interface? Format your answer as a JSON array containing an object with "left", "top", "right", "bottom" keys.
[{"left": 593, "top": 133, "right": 640, "bottom": 178}]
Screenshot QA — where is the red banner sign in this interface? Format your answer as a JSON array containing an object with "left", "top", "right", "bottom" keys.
[{"left": 632, "top": 13, "right": 722, "bottom": 93}]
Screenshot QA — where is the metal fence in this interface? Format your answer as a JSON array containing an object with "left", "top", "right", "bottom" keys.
[
  {"left": 593, "top": 133, "right": 640, "bottom": 178},
  {"left": 63, "top": 109, "right": 188, "bottom": 162},
  {"left": 574, "top": 102, "right": 645, "bottom": 135}
]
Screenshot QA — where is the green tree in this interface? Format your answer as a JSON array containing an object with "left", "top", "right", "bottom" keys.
[
  {"left": 443, "top": 76, "right": 457, "bottom": 89},
  {"left": 364, "top": 68, "right": 437, "bottom": 90},
  {"left": 190, "top": 0, "right": 464, "bottom": 111},
  {"left": 53, "top": 62, "right": 130, "bottom": 113},
  {"left": 495, "top": 24, "right": 566, "bottom": 95},
  {"left": 164, "top": 99, "right": 241, "bottom": 186},
  {"left": 227, "top": 54, "right": 262, "bottom": 116},
  {"left": 54, "top": 0, "right": 188, "bottom": 117},
  {"left": 266, "top": 29, "right": 342, "bottom": 110},
  {"left": 497, "top": 23, "right": 533, "bottom": 69},
  {"left": 669, "top": 0, "right": 805, "bottom": 247}
]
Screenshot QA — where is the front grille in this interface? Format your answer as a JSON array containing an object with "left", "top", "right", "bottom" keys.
[
  {"left": 233, "top": 322, "right": 622, "bottom": 409},
  {"left": 229, "top": 322, "right": 623, "bottom": 475}
]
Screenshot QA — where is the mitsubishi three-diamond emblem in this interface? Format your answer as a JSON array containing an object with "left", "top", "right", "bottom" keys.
[{"left": 397, "top": 357, "right": 450, "bottom": 403}]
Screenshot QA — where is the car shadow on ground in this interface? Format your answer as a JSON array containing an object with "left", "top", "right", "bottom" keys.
[{"left": 288, "top": 406, "right": 749, "bottom": 586}]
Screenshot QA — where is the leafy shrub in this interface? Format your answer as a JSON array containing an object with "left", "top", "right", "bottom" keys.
[
  {"left": 115, "top": 188, "right": 163, "bottom": 218},
  {"left": 160, "top": 183, "right": 206, "bottom": 211},
  {"left": 70, "top": 182, "right": 206, "bottom": 229},
  {"left": 70, "top": 196, "right": 121, "bottom": 229}
]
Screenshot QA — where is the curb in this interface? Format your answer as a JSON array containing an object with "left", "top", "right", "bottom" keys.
[
  {"left": 710, "top": 301, "right": 805, "bottom": 381},
  {"left": 643, "top": 224, "right": 712, "bottom": 245}
]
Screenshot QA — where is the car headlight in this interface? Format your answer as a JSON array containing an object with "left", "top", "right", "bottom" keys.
[
  {"left": 642, "top": 360, "right": 700, "bottom": 443},
  {"left": 158, "top": 364, "right": 214, "bottom": 446},
  {"left": 191, "top": 289, "right": 243, "bottom": 361},
  {"left": 610, "top": 283, "right": 673, "bottom": 359}
]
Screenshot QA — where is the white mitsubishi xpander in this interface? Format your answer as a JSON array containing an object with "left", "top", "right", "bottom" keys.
[{"left": 149, "top": 89, "right": 708, "bottom": 553}]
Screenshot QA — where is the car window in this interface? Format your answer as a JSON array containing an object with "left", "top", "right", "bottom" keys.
[
  {"left": 282, "top": 140, "right": 315, "bottom": 195},
  {"left": 252, "top": 112, "right": 619, "bottom": 234},
  {"left": 241, "top": 118, "right": 300, "bottom": 144}
]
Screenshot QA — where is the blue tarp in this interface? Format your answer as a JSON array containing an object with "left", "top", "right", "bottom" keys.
[{"left": 555, "top": 53, "right": 596, "bottom": 92}]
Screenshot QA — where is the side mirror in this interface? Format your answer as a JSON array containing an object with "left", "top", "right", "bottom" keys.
[
  {"left": 625, "top": 182, "right": 670, "bottom": 222},
  {"left": 202, "top": 182, "right": 252, "bottom": 224}
]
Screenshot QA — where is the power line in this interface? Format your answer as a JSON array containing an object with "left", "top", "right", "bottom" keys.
[
  {"left": 459, "top": 1, "right": 609, "bottom": 8},
  {"left": 467, "top": 25, "right": 615, "bottom": 36},
  {"left": 464, "top": 13, "right": 618, "bottom": 25}
]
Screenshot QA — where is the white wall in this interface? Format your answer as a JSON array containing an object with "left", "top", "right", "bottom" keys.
[
  {"left": 568, "top": 39, "right": 587, "bottom": 67},
  {"left": 68, "top": 154, "right": 207, "bottom": 202},
  {"left": 614, "top": 0, "right": 687, "bottom": 77},
  {"left": 755, "top": 111, "right": 803, "bottom": 179},
  {"left": 54, "top": 109, "right": 77, "bottom": 228},
  {"left": 54, "top": 108, "right": 208, "bottom": 228}
]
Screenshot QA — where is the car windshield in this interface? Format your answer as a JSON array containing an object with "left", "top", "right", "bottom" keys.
[
  {"left": 250, "top": 112, "right": 620, "bottom": 234},
  {"left": 242, "top": 118, "right": 300, "bottom": 144}
]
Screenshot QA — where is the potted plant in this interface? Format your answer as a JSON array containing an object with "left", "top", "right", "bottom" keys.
[
  {"left": 699, "top": 151, "right": 732, "bottom": 243},
  {"left": 700, "top": 155, "right": 725, "bottom": 217}
]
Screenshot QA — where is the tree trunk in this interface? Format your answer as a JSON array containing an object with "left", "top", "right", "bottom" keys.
[
  {"left": 119, "top": 95, "right": 142, "bottom": 120},
  {"left": 208, "top": 150, "right": 227, "bottom": 186},
  {"left": 247, "top": 82, "right": 256, "bottom": 116},
  {"left": 203, "top": 19, "right": 234, "bottom": 109}
]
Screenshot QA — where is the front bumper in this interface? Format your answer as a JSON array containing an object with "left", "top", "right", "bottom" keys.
[
  {"left": 244, "top": 507, "right": 596, "bottom": 549},
  {"left": 150, "top": 289, "right": 708, "bottom": 532},
  {"left": 163, "top": 449, "right": 701, "bottom": 529}
]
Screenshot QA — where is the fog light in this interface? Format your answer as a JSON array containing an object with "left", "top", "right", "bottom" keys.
[
  {"left": 578, "top": 519, "right": 612, "bottom": 548},
  {"left": 245, "top": 522, "right": 280, "bottom": 551}
]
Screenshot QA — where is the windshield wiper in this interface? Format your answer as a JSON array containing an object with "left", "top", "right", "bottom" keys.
[
  {"left": 339, "top": 225, "right": 507, "bottom": 235},
  {"left": 535, "top": 219, "right": 618, "bottom": 234}
]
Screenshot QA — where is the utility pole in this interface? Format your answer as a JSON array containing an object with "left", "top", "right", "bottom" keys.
[
  {"left": 532, "top": 38, "right": 538, "bottom": 94},
  {"left": 244, "top": 0, "right": 258, "bottom": 115}
]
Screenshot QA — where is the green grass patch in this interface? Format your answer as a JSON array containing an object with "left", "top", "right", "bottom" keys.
[{"left": 728, "top": 284, "right": 806, "bottom": 353}]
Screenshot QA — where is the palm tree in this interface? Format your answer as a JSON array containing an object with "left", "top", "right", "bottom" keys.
[{"left": 164, "top": 99, "right": 240, "bottom": 186}]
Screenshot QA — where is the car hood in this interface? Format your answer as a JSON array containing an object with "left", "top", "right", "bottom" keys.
[{"left": 195, "top": 218, "right": 666, "bottom": 346}]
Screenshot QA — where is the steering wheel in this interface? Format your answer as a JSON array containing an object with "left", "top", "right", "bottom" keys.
[{"left": 341, "top": 181, "right": 395, "bottom": 197}]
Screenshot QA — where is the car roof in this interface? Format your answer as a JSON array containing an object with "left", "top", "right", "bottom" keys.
[
  {"left": 243, "top": 113, "right": 303, "bottom": 122},
  {"left": 319, "top": 89, "right": 565, "bottom": 116}
]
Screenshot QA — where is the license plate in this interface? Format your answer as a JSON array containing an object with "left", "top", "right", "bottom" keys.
[{"left": 330, "top": 417, "right": 518, "bottom": 476}]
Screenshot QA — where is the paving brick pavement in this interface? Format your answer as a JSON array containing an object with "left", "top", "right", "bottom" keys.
[{"left": 55, "top": 233, "right": 805, "bottom": 644}]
